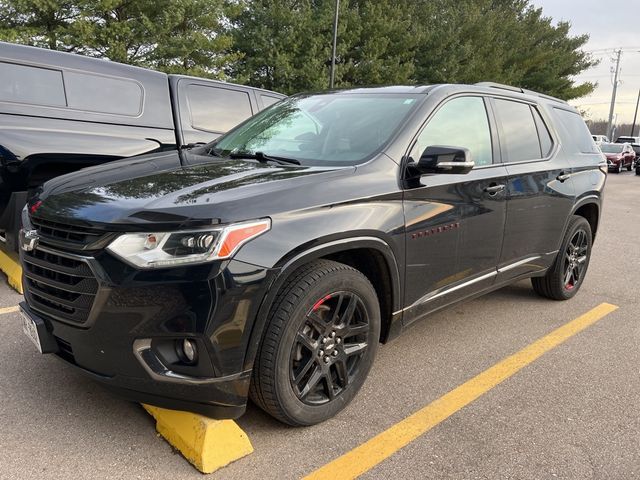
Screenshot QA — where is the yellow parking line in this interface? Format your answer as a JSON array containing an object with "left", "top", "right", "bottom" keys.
[
  {"left": 303, "top": 302, "right": 619, "bottom": 480},
  {"left": 0, "top": 306, "right": 19, "bottom": 315}
]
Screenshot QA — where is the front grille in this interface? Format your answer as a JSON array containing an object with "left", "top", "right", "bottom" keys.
[
  {"left": 30, "top": 216, "right": 104, "bottom": 248},
  {"left": 23, "top": 247, "right": 98, "bottom": 325}
]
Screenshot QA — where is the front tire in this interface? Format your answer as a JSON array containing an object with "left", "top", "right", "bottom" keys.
[
  {"left": 532, "top": 215, "right": 592, "bottom": 300},
  {"left": 250, "top": 260, "right": 380, "bottom": 426},
  {"left": 627, "top": 162, "right": 633, "bottom": 171}
]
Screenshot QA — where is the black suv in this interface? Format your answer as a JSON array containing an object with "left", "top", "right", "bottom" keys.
[{"left": 18, "top": 83, "right": 605, "bottom": 426}]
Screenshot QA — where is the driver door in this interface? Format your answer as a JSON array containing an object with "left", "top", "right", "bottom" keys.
[{"left": 402, "top": 95, "right": 508, "bottom": 325}]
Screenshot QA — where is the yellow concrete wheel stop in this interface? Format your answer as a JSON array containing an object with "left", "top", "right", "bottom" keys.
[
  {"left": 0, "top": 247, "right": 23, "bottom": 294},
  {"left": 143, "top": 404, "right": 254, "bottom": 474}
]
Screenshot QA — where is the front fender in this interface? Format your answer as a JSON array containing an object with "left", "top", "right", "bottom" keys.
[{"left": 240, "top": 235, "right": 403, "bottom": 372}]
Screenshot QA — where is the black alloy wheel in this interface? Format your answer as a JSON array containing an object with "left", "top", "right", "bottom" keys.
[
  {"left": 250, "top": 259, "right": 380, "bottom": 426},
  {"left": 290, "top": 291, "right": 370, "bottom": 405},
  {"left": 561, "top": 229, "right": 589, "bottom": 292},
  {"left": 532, "top": 215, "right": 592, "bottom": 300}
]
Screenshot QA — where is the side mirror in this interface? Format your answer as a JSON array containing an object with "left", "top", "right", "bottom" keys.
[{"left": 415, "top": 145, "right": 474, "bottom": 175}]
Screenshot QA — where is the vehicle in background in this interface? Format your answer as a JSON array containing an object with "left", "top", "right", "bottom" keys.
[
  {"left": 615, "top": 135, "right": 640, "bottom": 145},
  {"left": 19, "top": 82, "right": 605, "bottom": 426},
  {"left": 600, "top": 142, "right": 636, "bottom": 173},
  {"left": 0, "top": 41, "right": 285, "bottom": 252},
  {"left": 618, "top": 139, "right": 640, "bottom": 170},
  {"left": 592, "top": 134, "right": 610, "bottom": 144},
  {"left": 630, "top": 143, "right": 640, "bottom": 167}
]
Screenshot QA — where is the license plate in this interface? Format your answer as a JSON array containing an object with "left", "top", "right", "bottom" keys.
[{"left": 21, "top": 309, "right": 43, "bottom": 353}]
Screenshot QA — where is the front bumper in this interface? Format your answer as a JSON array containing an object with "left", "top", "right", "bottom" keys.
[{"left": 20, "top": 242, "right": 276, "bottom": 419}]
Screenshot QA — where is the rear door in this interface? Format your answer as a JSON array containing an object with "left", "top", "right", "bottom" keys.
[
  {"left": 402, "top": 95, "right": 508, "bottom": 324},
  {"left": 492, "top": 97, "right": 575, "bottom": 282}
]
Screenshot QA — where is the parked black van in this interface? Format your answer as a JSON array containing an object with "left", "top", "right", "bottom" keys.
[
  {"left": 19, "top": 83, "right": 605, "bottom": 426},
  {"left": 0, "top": 42, "right": 285, "bottom": 252}
]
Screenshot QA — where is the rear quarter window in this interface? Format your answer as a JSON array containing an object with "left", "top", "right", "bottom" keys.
[
  {"left": 261, "top": 94, "right": 282, "bottom": 108},
  {"left": 0, "top": 61, "right": 66, "bottom": 107},
  {"left": 0, "top": 62, "right": 144, "bottom": 116},
  {"left": 551, "top": 108, "right": 599, "bottom": 154},
  {"left": 492, "top": 98, "right": 543, "bottom": 162},
  {"left": 186, "top": 85, "right": 254, "bottom": 133},
  {"left": 64, "top": 71, "right": 143, "bottom": 116}
]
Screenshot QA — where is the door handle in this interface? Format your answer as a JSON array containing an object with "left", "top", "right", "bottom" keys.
[
  {"left": 484, "top": 184, "right": 505, "bottom": 195},
  {"left": 557, "top": 172, "right": 571, "bottom": 182}
]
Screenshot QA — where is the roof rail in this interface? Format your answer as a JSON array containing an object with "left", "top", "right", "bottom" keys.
[
  {"left": 474, "top": 81, "right": 568, "bottom": 105},
  {"left": 474, "top": 82, "right": 525, "bottom": 93}
]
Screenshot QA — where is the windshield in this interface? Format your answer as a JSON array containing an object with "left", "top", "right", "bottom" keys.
[
  {"left": 600, "top": 144, "right": 624, "bottom": 153},
  {"left": 210, "top": 93, "right": 423, "bottom": 165}
]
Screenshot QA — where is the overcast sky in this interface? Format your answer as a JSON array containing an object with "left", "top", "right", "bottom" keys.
[{"left": 530, "top": 0, "right": 640, "bottom": 125}]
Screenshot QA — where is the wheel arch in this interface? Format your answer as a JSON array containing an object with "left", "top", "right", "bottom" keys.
[
  {"left": 572, "top": 196, "right": 601, "bottom": 241},
  {"left": 242, "top": 236, "right": 403, "bottom": 372}
]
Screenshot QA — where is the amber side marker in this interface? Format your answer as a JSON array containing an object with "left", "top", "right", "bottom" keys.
[{"left": 303, "top": 302, "right": 619, "bottom": 480}]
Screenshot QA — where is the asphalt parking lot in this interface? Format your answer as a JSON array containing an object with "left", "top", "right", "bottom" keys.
[{"left": 1, "top": 171, "right": 638, "bottom": 480}]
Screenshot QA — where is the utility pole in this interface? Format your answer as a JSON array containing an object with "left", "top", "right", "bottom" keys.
[
  {"left": 606, "top": 49, "right": 622, "bottom": 140},
  {"left": 631, "top": 88, "right": 640, "bottom": 137},
  {"left": 329, "top": 0, "right": 340, "bottom": 89}
]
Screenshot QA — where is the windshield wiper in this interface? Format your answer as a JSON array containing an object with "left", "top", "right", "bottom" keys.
[
  {"left": 180, "top": 142, "right": 207, "bottom": 150},
  {"left": 229, "top": 151, "right": 301, "bottom": 165}
]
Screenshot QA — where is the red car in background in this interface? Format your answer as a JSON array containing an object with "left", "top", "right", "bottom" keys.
[{"left": 600, "top": 142, "right": 636, "bottom": 173}]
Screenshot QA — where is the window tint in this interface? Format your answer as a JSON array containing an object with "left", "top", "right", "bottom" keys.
[
  {"left": 413, "top": 96, "right": 493, "bottom": 166},
  {"left": 552, "top": 108, "right": 599, "bottom": 154},
  {"left": 493, "top": 99, "right": 541, "bottom": 162},
  {"left": 261, "top": 95, "right": 281, "bottom": 108},
  {"left": 64, "top": 71, "right": 143, "bottom": 116},
  {"left": 532, "top": 107, "right": 553, "bottom": 156},
  {"left": 187, "top": 85, "right": 253, "bottom": 133},
  {"left": 0, "top": 62, "right": 66, "bottom": 107}
]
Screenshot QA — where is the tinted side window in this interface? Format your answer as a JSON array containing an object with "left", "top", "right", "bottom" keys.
[
  {"left": 64, "top": 71, "right": 143, "bottom": 116},
  {"left": 552, "top": 108, "right": 599, "bottom": 154},
  {"left": 0, "top": 62, "right": 66, "bottom": 107},
  {"left": 261, "top": 95, "right": 281, "bottom": 108},
  {"left": 532, "top": 107, "right": 553, "bottom": 157},
  {"left": 413, "top": 96, "right": 493, "bottom": 166},
  {"left": 187, "top": 85, "right": 253, "bottom": 133},
  {"left": 493, "top": 99, "right": 541, "bottom": 162}
]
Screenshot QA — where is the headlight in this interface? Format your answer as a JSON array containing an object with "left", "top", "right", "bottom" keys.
[{"left": 106, "top": 218, "right": 270, "bottom": 268}]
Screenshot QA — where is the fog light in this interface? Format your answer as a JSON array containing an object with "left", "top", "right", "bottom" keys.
[{"left": 176, "top": 338, "right": 198, "bottom": 364}]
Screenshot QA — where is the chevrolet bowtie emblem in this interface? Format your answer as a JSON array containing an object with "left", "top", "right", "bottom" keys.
[{"left": 19, "top": 229, "right": 39, "bottom": 252}]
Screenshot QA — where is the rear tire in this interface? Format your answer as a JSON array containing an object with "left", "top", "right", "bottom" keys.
[
  {"left": 532, "top": 215, "right": 592, "bottom": 300},
  {"left": 250, "top": 260, "right": 380, "bottom": 426}
]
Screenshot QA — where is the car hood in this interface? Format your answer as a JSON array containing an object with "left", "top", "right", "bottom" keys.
[
  {"left": 604, "top": 153, "right": 621, "bottom": 160},
  {"left": 32, "top": 150, "right": 355, "bottom": 228}
]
